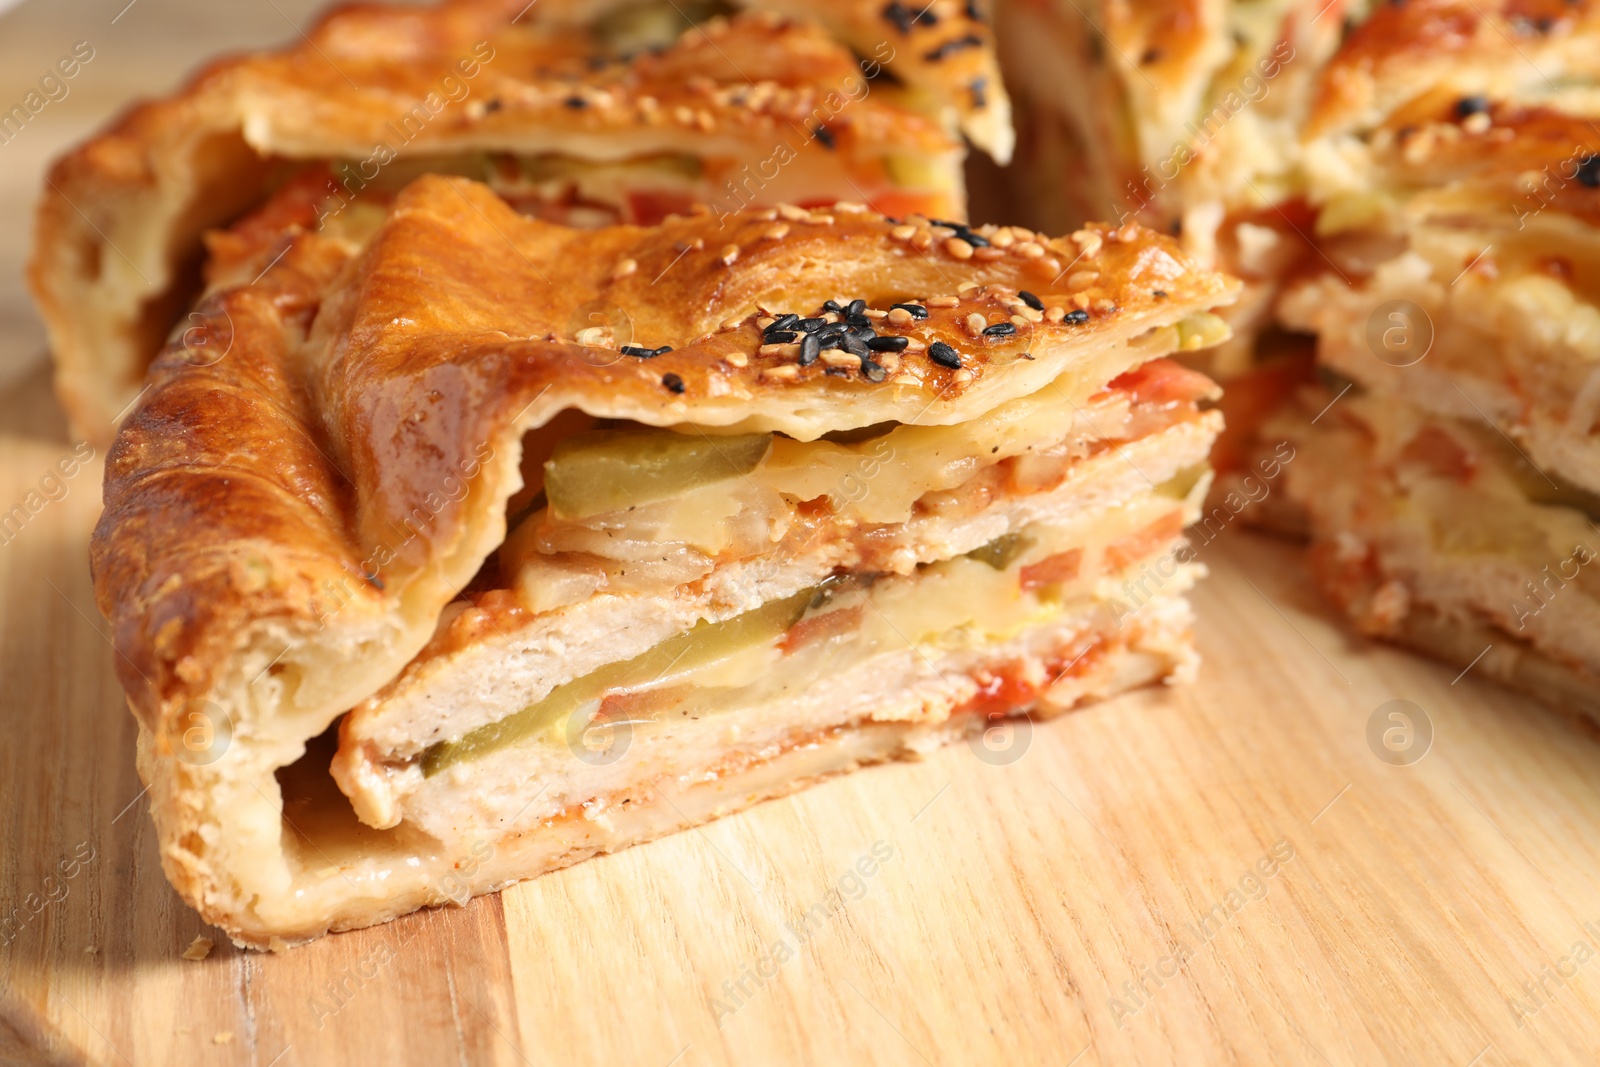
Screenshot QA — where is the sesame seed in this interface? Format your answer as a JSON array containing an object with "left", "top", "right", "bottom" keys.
[
  {"left": 760, "top": 342, "right": 800, "bottom": 357},
  {"left": 951, "top": 368, "right": 975, "bottom": 383},
  {"left": 864, "top": 308, "right": 887, "bottom": 319},
  {"left": 892, "top": 224, "right": 917, "bottom": 240},
  {"left": 778, "top": 203, "right": 809, "bottom": 221},
  {"left": 796, "top": 317, "right": 826, "bottom": 333},
  {"left": 983, "top": 322, "right": 1017, "bottom": 339},
  {"left": 1071, "top": 293, "right": 1091, "bottom": 309},
  {"left": 621, "top": 345, "right": 660, "bottom": 359},
  {"left": 1014, "top": 242, "right": 1045, "bottom": 259},
  {"left": 804, "top": 214, "right": 834, "bottom": 225},
  {"left": 927, "top": 296, "right": 960, "bottom": 308},
  {"left": 726, "top": 351, "right": 749, "bottom": 368},
  {"left": 911, "top": 230, "right": 934, "bottom": 250},
  {"left": 1068, "top": 270, "right": 1099, "bottom": 289},
  {"left": 1044, "top": 306, "right": 1066, "bottom": 322},
  {"left": 764, "top": 223, "right": 790, "bottom": 240},
  {"left": 945, "top": 237, "right": 975, "bottom": 259},
  {"left": 1064, "top": 309, "right": 1090, "bottom": 324},
  {"left": 1012, "top": 312, "right": 1036, "bottom": 327},
  {"left": 1018, "top": 290, "right": 1044, "bottom": 311},
  {"left": 1578, "top": 155, "right": 1600, "bottom": 188},
  {"left": 763, "top": 330, "right": 799, "bottom": 344},
  {"left": 1069, "top": 230, "right": 1103, "bottom": 257},
  {"left": 612, "top": 258, "right": 637, "bottom": 280},
  {"left": 1455, "top": 95, "right": 1490, "bottom": 119},
  {"left": 799, "top": 333, "right": 821, "bottom": 365},
  {"left": 891, "top": 372, "right": 920, "bottom": 385},
  {"left": 720, "top": 315, "right": 746, "bottom": 331},
  {"left": 575, "top": 326, "right": 608, "bottom": 345},
  {"left": 1092, "top": 299, "right": 1117, "bottom": 313},
  {"left": 901, "top": 338, "right": 927, "bottom": 353},
  {"left": 861, "top": 360, "right": 888, "bottom": 382},
  {"left": 662, "top": 373, "right": 686, "bottom": 393},
  {"left": 925, "top": 34, "right": 983, "bottom": 61},
  {"left": 564, "top": 95, "right": 588, "bottom": 109},
  {"left": 820, "top": 349, "right": 858, "bottom": 367},
  {"left": 1040, "top": 257, "right": 1061, "bottom": 275},
  {"left": 768, "top": 313, "right": 800, "bottom": 332},
  {"left": 890, "top": 302, "right": 928, "bottom": 320},
  {"left": 1462, "top": 112, "right": 1491, "bottom": 134},
  {"left": 974, "top": 247, "right": 1005, "bottom": 260},
  {"left": 721, "top": 244, "right": 740, "bottom": 265},
  {"left": 761, "top": 364, "right": 800, "bottom": 382},
  {"left": 867, "top": 335, "right": 909, "bottom": 352},
  {"left": 964, "top": 313, "right": 987, "bottom": 336},
  {"left": 928, "top": 341, "right": 962, "bottom": 368},
  {"left": 812, "top": 124, "right": 836, "bottom": 149},
  {"left": 887, "top": 307, "right": 915, "bottom": 326}
]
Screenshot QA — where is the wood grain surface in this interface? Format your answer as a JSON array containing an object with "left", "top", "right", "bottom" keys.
[{"left": 6, "top": 3, "right": 1600, "bottom": 1065}]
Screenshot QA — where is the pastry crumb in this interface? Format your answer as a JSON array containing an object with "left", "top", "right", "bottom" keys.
[{"left": 181, "top": 936, "right": 214, "bottom": 961}]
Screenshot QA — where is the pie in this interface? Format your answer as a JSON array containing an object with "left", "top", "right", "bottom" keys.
[
  {"left": 1272, "top": 0, "right": 1600, "bottom": 715},
  {"left": 90, "top": 173, "right": 1236, "bottom": 944},
  {"left": 30, "top": 0, "right": 1010, "bottom": 444}
]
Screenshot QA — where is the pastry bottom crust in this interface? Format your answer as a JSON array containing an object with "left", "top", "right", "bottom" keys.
[{"left": 137, "top": 593, "right": 1198, "bottom": 949}]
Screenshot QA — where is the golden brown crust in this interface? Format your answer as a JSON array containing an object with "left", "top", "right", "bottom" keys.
[
  {"left": 32, "top": 0, "right": 1005, "bottom": 443},
  {"left": 1306, "top": 0, "right": 1600, "bottom": 139}
]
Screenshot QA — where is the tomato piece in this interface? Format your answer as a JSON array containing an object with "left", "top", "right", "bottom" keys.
[
  {"left": 626, "top": 189, "right": 697, "bottom": 225},
  {"left": 1020, "top": 549, "right": 1083, "bottom": 591},
  {"left": 1399, "top": 426, "right": 1477, "bottom": 483},
  {"left": 1104, "top": 511, "right": 1185, "bottom": 571},
  {"left": 1109, "top": 357, "right": 1220, "bottom": 408}
]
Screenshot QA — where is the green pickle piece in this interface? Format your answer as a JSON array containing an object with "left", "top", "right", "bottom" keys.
[
  {"left": 544, "top": 427, "right": 772, "bottom": 519},
  {"left": 421, "top": 587, "right": 815, "bottom": 776},
  {"left": 965, "top": 533, "right": 1033, "bottom": 571}
]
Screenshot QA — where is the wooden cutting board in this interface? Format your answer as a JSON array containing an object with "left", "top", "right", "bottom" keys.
[{"left": 6, "top": 3, "right": 1600, "bottom": 1064}]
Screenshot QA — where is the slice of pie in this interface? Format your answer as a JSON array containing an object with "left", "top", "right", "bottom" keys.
[
  {"left": 31, "top": 0, "right": 1011, "bottom": 443},
  {"left": 1272, "top": 0, "right": 1600, "bottom": 717},
  {"left": 92, "top": 173, "right": 1237, "bottom": 946}
]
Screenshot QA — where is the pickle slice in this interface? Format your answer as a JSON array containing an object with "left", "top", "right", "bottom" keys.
[
  {"left": 421, "top": 586, "right": 814, "bottom": 775},
  {"left": 544, "top": 427, "right": 772, "bottom": 519}
]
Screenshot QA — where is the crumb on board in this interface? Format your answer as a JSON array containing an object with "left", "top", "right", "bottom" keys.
[{"left": 181, "top": 936, "right": 214, "bottom": 961}]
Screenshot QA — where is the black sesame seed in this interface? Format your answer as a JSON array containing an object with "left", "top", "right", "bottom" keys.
[
  {"left": 817, "top": 333, "right": 845, "bottom": 351},
  {"left": 882, "top": 0, "right": 914, "bottom": 34},
  {"left": 1577, "top": 154, "right": 1600, "bottom": 188},
  {"left": 564, "top": 95, "right": 588, "bottom": 109},
  {"left": 846, "top": 298, "right": 867, "bottom": 316},
  {"left": 824, "top": 366, "right": 851, "bottom": 377},
  {"left": 842, "top": 334, "right": 871, "bottom": 358},
  {"left": 662, "top": 373, "right": 685, "bottom": 393},
  {"left": 822, "top": 300, "right": 845, "bottom": 314},
  {"left": 1455, "top": 94, "right": 1490, "bottom": 119},
  {"left": 769, "top": 313, "right": 800, "bottom": 332},
  {"left": 484, "top": 98, "right": 503, "bottom": 113},
  {"left": 621, "top": 345, "right": 659, "bottom": 358},
  {"left": 654, "top": 345, "right": 673, "bottom": 355},
  {"left": 861, "top": 359, "right": 888, "bottom": 382},
  {"left": 799, "top": 333, "right": 821, "bottom": 365},
  {"left": 867, "top": 335, "right": 909, "bottom": 352},
  {"left": 813, "top": 124, "right": 836, "bottom": 149},
  {"left": 1063, "top": 309, "right": 1090, "bottom": 324},
  {"left": 916, "top": 8, "right": 938, "bottom": 26},
  {"left": 845, "top": 314, "right": 872, "bottom": 330},
  {"left": 958, "top": 228, "right": 990, "bottom": 248},
  {"left": 796, "top": 317, "right": 826, "bottom": 333},
  {"left": 891, "top": 302, "right": 928, "bottom": 319},
  {"left": 1151, "top": 289, "right": 1168, "bottom": 298},
  {"left": 925, "top": 34, "right": 983, "bottom": 61},
  {"left": 928, "top": 341, "right": 962, "bottom": 368},
  {"left": 764, "top": 330, "right": 799, "bottom": 344},
  {"left": 982, "top": 322, "right": 1017, "bottom": 339},
  {"left": 817, "top": 320, "right": 850, "bottom": 337},
  {"left": 1018, "top": 290, "right": 1044, "bottom": 311}
]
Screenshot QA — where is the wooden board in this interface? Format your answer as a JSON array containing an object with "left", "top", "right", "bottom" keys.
[{"left": 7, "top": 3, "right": 1600, "bottom": 1064}]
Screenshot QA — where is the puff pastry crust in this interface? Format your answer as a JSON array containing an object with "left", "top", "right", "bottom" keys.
[
  {"left": 31, "top": 0, "right": 1011, "bottom": 443},
  {"left": 92, "top": 174, "right": 1236, "bottom": 944}
]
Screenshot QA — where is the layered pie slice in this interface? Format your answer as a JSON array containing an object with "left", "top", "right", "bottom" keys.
[
  {"left": 1272, "top": 0, "right": 1600, "bottom": 716},
  {"left": 32, "top": 0, "right": 1011, "bottom": 442},
  {"left": 93, "top": 173, "right": 1237, "bottom": 945}
]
